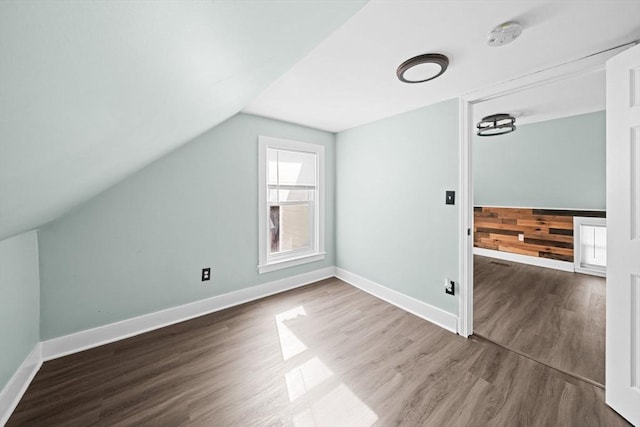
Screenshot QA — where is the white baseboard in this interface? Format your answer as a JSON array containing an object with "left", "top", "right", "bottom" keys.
[
  {"left": 5, "top": 265, "right": 460, "bottom": 424},
  {"left": 5, "top": 267, "right": 459, "bottom": 425},
  {"left": 473, "top": 247, "right": 575, "bottom": 272},
  {"left": 335, "top": 268, "right": 458, "bottom": 334},
  {"left": 574, "top": 266, "right": 606, "bottom": 278},
  {"left": 0, "top": 343, "right": 42, "bottom": 427},
  {"left": 41, "top": 267, "right": 336, "bottom": 361}
]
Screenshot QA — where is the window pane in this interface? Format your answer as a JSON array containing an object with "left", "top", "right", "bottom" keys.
[
  {"left": 280, "top": 204, "right": 311, "bottom": 252},
  {"left": 277, "top": 150, "right": 317, "bottom": 186},
  {"left": 279, "top": 189, "right": 313, "bottom": 202},
  {"left": 267, "top": 149, "right": 278, "bottom": 186},
  {"left": 270, "top": 206, "right": 280, "bottom": 253},
  {"left": 580, "top": 224, "right": 607, "bottom": 268},
  {"left": 269, "top": 204, "right": 311, "bottom": 255}
]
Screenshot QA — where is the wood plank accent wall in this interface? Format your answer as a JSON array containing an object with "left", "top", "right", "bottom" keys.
[{"left": 474, "top": 207, "right": 606, "bottom": 262}]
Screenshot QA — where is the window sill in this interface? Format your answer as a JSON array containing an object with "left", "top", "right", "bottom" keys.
[{"left": 258, "top": 252, "right": 326, "bottom": 274}]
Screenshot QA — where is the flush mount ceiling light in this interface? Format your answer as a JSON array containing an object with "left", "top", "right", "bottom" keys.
[
  {"left": 396, "top": 53, "right": 449, "bottom": 83},
  {"left": 477, "top": 113, "right": 516, "bottom": 136},
  {"left": 487, "top": 21, "right": 523, "bottom": 47}
]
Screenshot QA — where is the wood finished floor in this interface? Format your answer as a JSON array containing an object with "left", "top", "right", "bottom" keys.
[
  {"left": 10, "top": 277, "right": 625, "bottom": 426},
  {"left": 474, "top": 255, "right": 606, "bottom": 386}
]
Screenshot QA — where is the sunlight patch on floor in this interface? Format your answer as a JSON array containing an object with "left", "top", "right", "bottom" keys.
[
  {"left": 285, "top": 356, "right": 334, "bottom": 401},
  {"left": 275, "top": 306, "right": 308, "bottom": 360},
  {"left": 276, "top": 306, "right": 378, "bottom": 426},
  {"left": 293, "top": 383, "right": 378, "bottom": 427}
]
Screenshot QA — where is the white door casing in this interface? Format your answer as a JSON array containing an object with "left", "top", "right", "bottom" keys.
[
  {"left": 457, "top": 44, "right": 631, "bottom": 338},
  {"left": 606, "top": 43, "right": 640, "bottom": 425}
]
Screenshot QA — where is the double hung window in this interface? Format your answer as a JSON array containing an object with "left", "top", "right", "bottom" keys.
[
  {"left": 573, "top": 216, "right": 606, "bottom": 276},
  {"left": 258, "top": 136, "right": 324, "bottom": 273}
]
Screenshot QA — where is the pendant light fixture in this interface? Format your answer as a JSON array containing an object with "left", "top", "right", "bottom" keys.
[
  {"left": 476, "top": 114, "right": 516, "bottom": 136},
  {"left": 396, "top": 53, "right": 449, "bottom": 83}
]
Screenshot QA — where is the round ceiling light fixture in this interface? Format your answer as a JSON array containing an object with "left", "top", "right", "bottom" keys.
[
  {"left": 477, "top": 113, "right": 516, "bottom": 136},
  {"left": 396, "top": 53, "right": 449, "bottom": 83},
  {"left": 487, "top": 21, "right": 523, "bottom": 47}
]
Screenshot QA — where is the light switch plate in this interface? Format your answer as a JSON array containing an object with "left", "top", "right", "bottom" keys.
[{"left": 445, "top": 191, "right": 455, "bottom": 205}]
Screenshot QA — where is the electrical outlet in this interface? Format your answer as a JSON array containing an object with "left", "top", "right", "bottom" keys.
[
  {"left": 202, "top": 268, "right": 211, "bottom": 281},
  {"left": 445, "top": 279, "right": 455, "bottom": 295},
  {"left": 518, "top": 233, "right": 524, "bottom": 242}
]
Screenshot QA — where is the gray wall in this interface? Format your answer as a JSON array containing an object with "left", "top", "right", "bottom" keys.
[
  {"left": 0, "top": 231, "right": 40, "bottom": 390},
  {"left": 39, "top": 113, "right": 335, "bottom": 340},
  {"left": 474, "top": 111, "right": 606, "bottom": 210},
  {"left": 336, "top": 99, "right": 459, "bottom": 315}
]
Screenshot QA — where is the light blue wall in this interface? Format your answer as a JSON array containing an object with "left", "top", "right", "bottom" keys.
[
  {"left": 39, "top": 114, "right": 335, "bottom": 340},
  {"left": 0, "top": 231, "right": 40, "bottom": 390},
  {"left": 336, "top": 99, "right": 459, "bottom": 315},
  {"left": 474, "top": 111, "right": 606, "bottom": 210}
]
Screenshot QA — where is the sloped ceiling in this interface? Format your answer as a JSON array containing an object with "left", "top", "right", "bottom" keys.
[
  {"left": 0, "top": 0, "right": 365, "bottom": 240},
  {"left": 244, "top": 0, "right": 640, "bottom": 132}
]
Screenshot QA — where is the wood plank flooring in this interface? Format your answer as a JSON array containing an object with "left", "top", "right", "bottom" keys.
[
  {"left": 10, "top": 277, "right": 625, "bottom": 426},
  {"left": 474, "top": 255, "right": 605, "bottom": 386}
]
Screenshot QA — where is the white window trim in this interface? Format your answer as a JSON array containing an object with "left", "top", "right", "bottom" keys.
[
  {"left": 573, "top": 216, "right": 607, "bottom": 277},
  {"left": 257, "top": 136, "right": 325, "bottom": 274}
]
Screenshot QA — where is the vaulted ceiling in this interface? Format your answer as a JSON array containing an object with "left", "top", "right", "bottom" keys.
[
  {"left": 0, "top": 0, "right": 365, "bottom": 240},
  {"left": 244, "top": 0, "right": 640, "bottom": 132},
  {"left": 2, "top": 1, "right": 640, "bottom": 241}
]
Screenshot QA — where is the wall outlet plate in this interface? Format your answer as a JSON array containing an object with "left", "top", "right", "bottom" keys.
[
  {"left": 202, "top": 268, "right": 211, "bottom": 281},
  {"left": 445, "top": 279, "right": 455, "bottom": 295}
]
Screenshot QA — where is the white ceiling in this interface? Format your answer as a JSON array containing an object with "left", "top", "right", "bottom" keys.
[
  {"left": 244, "top": 0, "right": 640, "bottom": 132},
  {"left": 2, "top": 1, "right": 639, "bottom": 242},
  {"left": 474, "top": 69, "right": 606, "bottom": 126},
  {"left": 0, "top": 0, "right": 365, "bottom": 240}
]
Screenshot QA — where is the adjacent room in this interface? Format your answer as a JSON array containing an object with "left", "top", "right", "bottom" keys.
[
  {"left": 472, "top": 70, "right": 607, "bottom": 386},
  {"left": 1, "top": 1, "right": 640, "bottom": 426}
]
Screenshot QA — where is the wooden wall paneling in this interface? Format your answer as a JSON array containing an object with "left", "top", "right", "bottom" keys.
[{"left": 473, "top": 207, "right": 606, "bottom": 262}]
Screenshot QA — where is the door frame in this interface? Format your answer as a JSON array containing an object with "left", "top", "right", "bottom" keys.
[{"left": 457, "top": 45, "right": 633, "bottom": 337}]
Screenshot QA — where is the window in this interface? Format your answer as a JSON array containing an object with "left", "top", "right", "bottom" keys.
[
  {"left": 258, "top": 136, "right": 324, "bottom": 274},
  {"left": 573, "top": 216, "right": 606, "bottom": 277}
]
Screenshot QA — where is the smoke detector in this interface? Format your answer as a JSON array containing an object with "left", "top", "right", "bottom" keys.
[{"left": 487, "top": 22, "right": 523, "bottom": 47}]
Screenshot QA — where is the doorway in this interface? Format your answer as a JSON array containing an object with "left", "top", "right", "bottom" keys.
[
  {"left": 471, "top": 70, "right": 606, "bottom": 385},
  {"left": 456, "top": 48, "right": 626, "bottom": 377},
  {"left": 457, "top": 40, "right": 640, "bottom": 426}
]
